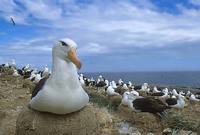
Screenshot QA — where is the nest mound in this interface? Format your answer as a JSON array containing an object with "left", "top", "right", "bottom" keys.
[{"left": 16, "top": 104, "right": 113, "bottom": 135}]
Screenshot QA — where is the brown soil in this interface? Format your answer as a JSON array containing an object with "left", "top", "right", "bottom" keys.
[
  {"left": 0, "top": 74, "right": 35, "bottom": 135},
  {"left": 0, "top": 73, "right": 200, "bottom": 135}
]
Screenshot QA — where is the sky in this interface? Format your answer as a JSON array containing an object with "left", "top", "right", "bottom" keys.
[{"left": 0, "top": 0, "right": 200, "bottom": 72}]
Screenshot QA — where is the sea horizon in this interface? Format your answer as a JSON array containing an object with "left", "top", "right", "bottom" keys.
[
  {"left": 82, "top": 71, "right": 200, "bottom": 88},
  {"left": 82, "top": 70, "right": 200, "bottom": 73}
]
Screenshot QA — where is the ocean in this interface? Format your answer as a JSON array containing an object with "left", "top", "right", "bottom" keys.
[{"left": 82, "top": 71, "right": 200, "bottom": 88}]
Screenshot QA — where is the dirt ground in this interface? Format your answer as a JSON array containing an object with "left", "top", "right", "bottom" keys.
[
  {"left": 0, "top": 73, "right": 200, "bottom": 135},
  {"left": 0, "top": 73, "right": 35, "bottom": 135}
]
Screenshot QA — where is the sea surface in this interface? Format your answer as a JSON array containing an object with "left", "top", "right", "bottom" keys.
[{"left": 82, "top": 71, "right": 200, "bottom": 88}]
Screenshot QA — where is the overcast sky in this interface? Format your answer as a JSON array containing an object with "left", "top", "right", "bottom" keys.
[{"left": 0, "top": 0, "right": 200, "bottom": 72}]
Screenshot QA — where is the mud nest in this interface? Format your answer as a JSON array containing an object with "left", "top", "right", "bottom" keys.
[{"left": 16, "top": 104, "right": 113, "bottom": 135}]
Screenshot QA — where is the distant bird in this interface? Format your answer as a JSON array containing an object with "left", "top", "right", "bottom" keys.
[
  {"left": 10, "top": 59, "right": 16, "bottom": 68},
  {"left": 130, "top": 89, "right": 139, "bottom": 97},
  {"left": 13, "top": 69, "right": 20, "bottom": 77},
  {"left": 106, "top": 85, "right": 122, "bottom": 111},
  {"left": 195, "top": 92, "right": 200, "bottom": 99},
  {"left": 95, "top": 80, "right": 106, "bottom": 91},
  {"left": 117, "top": 79, "right": 123, "bottom": 86},
  {"left": 172, "top": 89, "right": 179, "bottom": 96},
  {"left": 166, "top": 93, "right": 185, "bottom": 109},
  {"left": 23, "top": 69, "right": 33, "bottom": 79},
  {"left": 139, "top": 83, "right": 149, "bottom": 92},
  {"left": 33, "top": 73, "right": 42, "bottom": 84},
  {"left": 105, "top": 80, "right": 109, "bottom": 87},
  {"left": 189, "top": 94, "right": 200, "bottom": 102},
  {"left": 79, "top": 76, "right": 85, "bottom": 86},
  {"left": 22, "top": 64, "right": 30, "bottom": 72},
  {"left": 127, "top": 81, "right": 132, "bottom": 87},
  {"left": 106, "top": 86, "right": 120, "bottom": 96},
  {"left": 153, "top": 86, "right": 161, "bottom": 93},
  {"left": 189, "top": 94, "right": 200, "bottom": 111},
  {"left": 90, "top": 77, "right": 96, "bottom": 86},
  {"left": 162, "top": 88, "right": 169, "bottom": 94},
  {"left": 4, "top": 63, "right": 9, "bottom": 68},
  {"left": 131, "top": 96, "right": 170, "bottom": 118},
  {"left": 10, "top": 17, "right": 15, "bottom": 26},
  {"left": 17, "top": 69, "right": 24, "bottom": 76},
  {"left": 121, "top": 91, "right": 133, "bottom": 107},
  {"left": 41, "top": 66, "right": 50, "bottom": 78},
  {"left": 122, "top": 84, "right": 129, "bottom": 90},
  {"left": 111, "top": 81, "right": 117, "bottom": 89}
]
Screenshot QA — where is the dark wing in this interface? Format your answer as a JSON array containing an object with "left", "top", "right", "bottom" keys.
[
  {"left": 31, "top": 76, "right": 49, "bottom": 99},
  {"left": 10, "top": 17, "right": 15, "bottom": 26},
  {"left": 195, "top": 92, "right": 200, "bottom": 95},
  {"left": 134, "top": 85, "right": 142, "bottom": 90},
  {"left": 17, "top": 69, "right": 24, "bottom": 76},
  {"left": 23, "top": 70, "right": 33, "bottom": 79},
  {"left": 84, "top": 80, "right": 90, "bottom": 86},
  {"left": 115, "top": 86, "right": 126, "bottom": 95},
  {"left": 95, "top": 81, "right": 106, "bottom": 87},
  {"left": 133, "top": 97, "right": 168, "bottom": 113},
  {"left": 166, "top": 98, "right": 177, "bottom": 106},
  {"left": 151, "top": 92, "right": 165, "bottom": 96}
]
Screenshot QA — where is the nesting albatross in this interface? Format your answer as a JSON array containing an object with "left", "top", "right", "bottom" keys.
[
  {"left": 130, "top": 95, "right": 170, "bottom": 118},
  {"left": 29, "top": 38, "right": 89, "bottom": 114}
]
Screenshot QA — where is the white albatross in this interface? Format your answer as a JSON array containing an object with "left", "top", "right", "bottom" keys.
[
  {"left": 29, "top": 38, "right": 89, "bottom": 114},
  {"left": 106, "top": 86, "right": 120, "bottom": 96},
  {"left": 121, "top": 92, "right": 133, "bottom": 107},
  {"left": 189, "top": 94, "right": 200, "bottom": 102}
]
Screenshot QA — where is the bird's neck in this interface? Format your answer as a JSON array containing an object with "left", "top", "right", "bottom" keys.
[{"left": 52, "top": 57, "right": 68, "bottom": 76}]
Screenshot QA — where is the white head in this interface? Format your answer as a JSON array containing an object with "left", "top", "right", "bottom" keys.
[
  {"left": 179, "top": 91, "right": 185, "bottom": 95},
  {"left": 177, "top": 92, "right": 185, "bottom": 99},
  {"left": 118, "top": 79, "right": 123, "bottom": 83},
  {"left": 163, "top": 88, "right": 169, "bottom": 93},
  {"left": 123, "top": 91, "right": 130, "bottom": 98},
  {"left": 112, "top": 80, "right": 116, "bottom": 84},
  {"left": 91, "top": 77, "right": 95, "bottom": 81},
  {"left": 172, "top": 89, "right": 178, "bottom": 96},
  {"left": 105, "top": 80, "right": 109, "bottom": 85},
  {"left": 44, "top": 66, "right": 49, "bottom": 70},
  {"left": 123, "top": 84, "right": 128, "bottom": 89},
  {"left": 53, "top": 38, "right": 77, "bottom": 60},
  {"left": 142, "top": 83, "right": 148, "bottom": 89},
  {"left": 128, "top": 81, "right": 132, "bottom": 85}
]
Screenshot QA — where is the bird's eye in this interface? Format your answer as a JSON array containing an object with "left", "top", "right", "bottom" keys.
[{"left": 59, "top": 41, "right": 68, "bottom": 47}]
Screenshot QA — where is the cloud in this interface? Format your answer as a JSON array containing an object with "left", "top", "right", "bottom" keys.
[
  {"left": 0, "top": 37, "right": 54, "bottom": 56},
  {"left": 21, "top": 1, "right": 62, "bottom": 21},
  {"left": 79, "top": 42, "right": 108, "bottom": 55},
  {"left": 0, "top": 0, "right": 200, "bottom": 71},
  {"left": 189, "top": 0, "right": 200, "bottom": 6},
  {"left": 1, "top": 0, "right": 200, "bottom": 51},
  {"left": 0, "top": 0, "right": 27, "bottom": 24}
]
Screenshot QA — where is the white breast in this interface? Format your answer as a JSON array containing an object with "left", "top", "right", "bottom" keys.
[{"left": 29, "top": 43, "right": 89, "bottom": 114}]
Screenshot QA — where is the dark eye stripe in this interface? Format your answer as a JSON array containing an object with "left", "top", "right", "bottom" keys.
[{"left": 59, "top": 41, "right": 68, "bottom": 46}]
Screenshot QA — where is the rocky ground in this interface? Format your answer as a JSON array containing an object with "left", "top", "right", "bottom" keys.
[{"left": 0, "top": 71, "right": 200, "bottom": 135}]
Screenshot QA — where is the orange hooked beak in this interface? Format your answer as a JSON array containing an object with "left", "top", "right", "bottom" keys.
[{"left": 67, "top": 48, "right": 82, "bottom": 70}]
